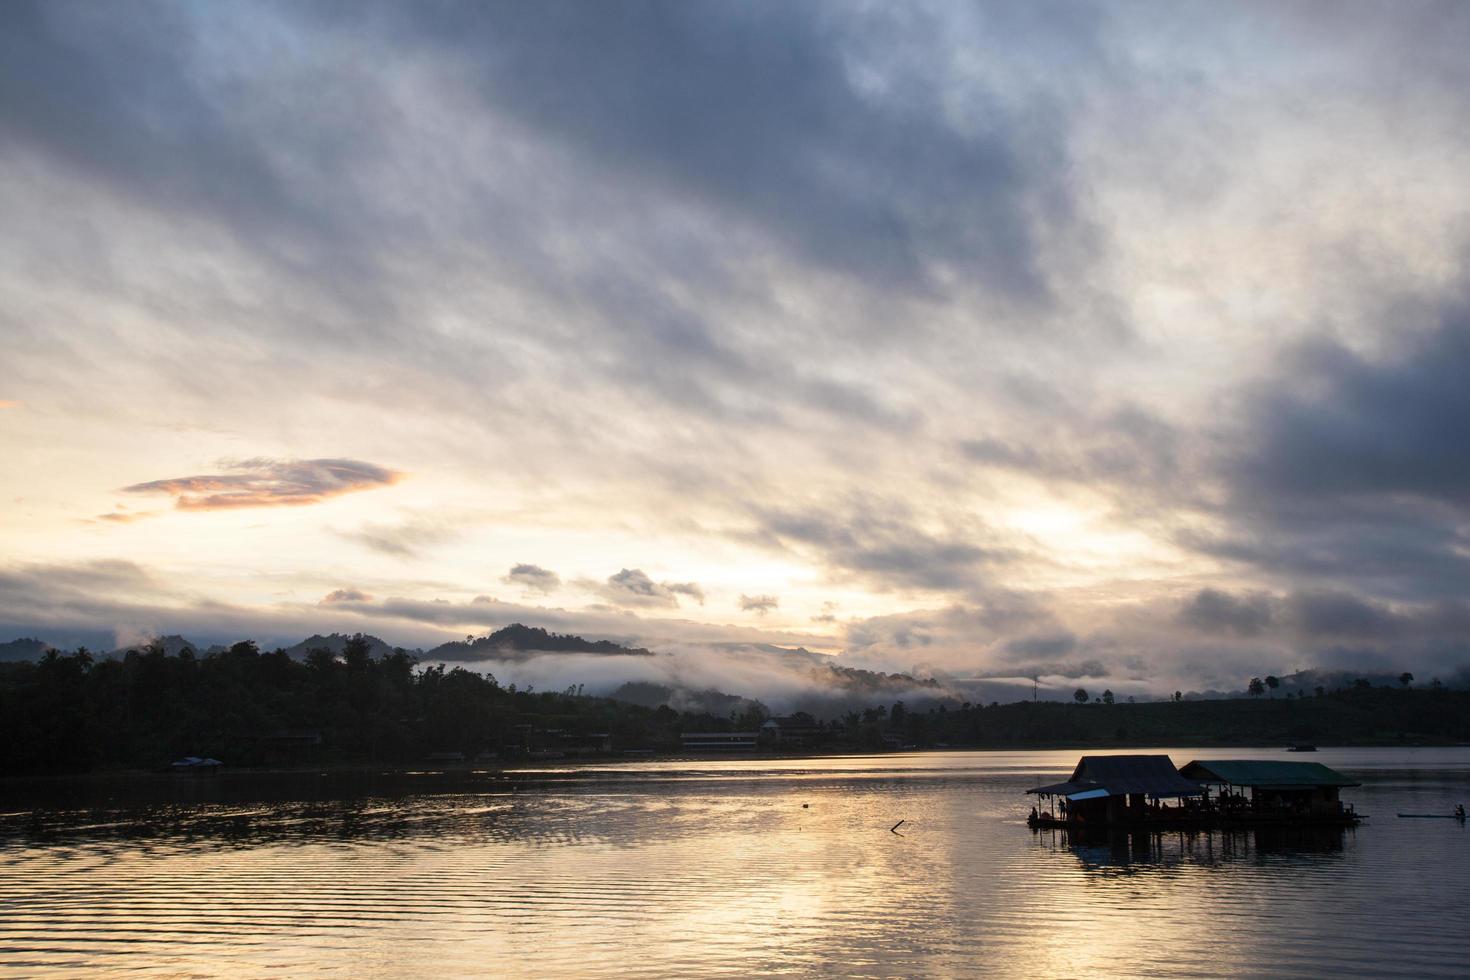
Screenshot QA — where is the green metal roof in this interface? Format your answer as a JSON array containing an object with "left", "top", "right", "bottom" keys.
[{"left": 1179, "top": 759, "right": 1359, "bottom": 788}]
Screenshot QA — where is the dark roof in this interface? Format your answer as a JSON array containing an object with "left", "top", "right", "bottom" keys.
[
  {"left": 1179, "top": 760, "right": 1359, "bottom": 789},
  {"left": 1028, "top": 780, "right": 1093, "bottom": 797},
  {"left": 1027, "top": 754, "right": 1203, "bottom": 798}
]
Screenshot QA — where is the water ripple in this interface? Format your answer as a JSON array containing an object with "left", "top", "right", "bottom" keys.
[{"left": 2, "top": 748, "right": 1468, "bottom": 977}]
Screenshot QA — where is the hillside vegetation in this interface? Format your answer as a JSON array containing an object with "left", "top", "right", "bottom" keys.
[{"left": 3, "top": 638, "right": 1467, "bottom": 775}]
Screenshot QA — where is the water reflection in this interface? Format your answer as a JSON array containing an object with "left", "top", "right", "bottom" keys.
[
  {"left": 1, "top": 750, "right": 1467, "bottom": 978},
  {"left": 1033, "top": 825, "right": 1350, "bottom": 872}
]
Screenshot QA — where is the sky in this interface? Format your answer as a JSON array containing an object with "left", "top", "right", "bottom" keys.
[{"left": 4, "top": 1, "right": 1470, "bottom": 697}]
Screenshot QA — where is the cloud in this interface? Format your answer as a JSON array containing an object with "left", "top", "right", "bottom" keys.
[
  {"left": 749, "top": 499, "right": 1021, "bottom": 594},
  {"left": 1003, "top": 631, "right": 1078, "bottom": 659},
  {"left": 6, "top": 2, "right": 1470, "bottom": 702},
  {"left": 123, "top": 458, "right": 401, "bottom": 510},
  {"left": 0, "top": 400, "right": 19, "bottom": 409},
  {"left": 958, "top": 403, "right": 1188, "bottom": 508},
  {"left": 1179, "top": 589, "right": 1275, "bottom": 638},
  {"left": 665, "top": 581, "right": 706, "bottom": 605},
  {"left": 92, "top": 509, "right": 155, "bottom": 525},
  {"left": 1192, "top": 311, "right": 1470, "bottom": 600},
  {"left": 340, "top": 516, "right": 455, "bottom": 558},
  {"left": 0, "top": 3, "right": 295, "bottom": 230},
  {"left": 591, "top": 568, "right": 704, "bottom": 608},
  {"left": 320, "top": 588, "right": 373, "bottom": 605},
  {"left": 0, "top": 560, "right": 829, "bottom": 656},
  {"left": 503, "top": 563, "right": 561, "bottom": 595},
  {"left": 1281, "top": 590, "right": 1403, "bottom": 642},
  {"left": 0, "top": 559, "right": 154, "bottom": 596},
  {"left": 739, "top": 594, "right": 779, "bottom": 615},
  {"left": 1240, "top": 316, "right": 1470, "bottom": 508},
  {"left": 355, "top": 1, "right": 1091, "bottom": 302}
]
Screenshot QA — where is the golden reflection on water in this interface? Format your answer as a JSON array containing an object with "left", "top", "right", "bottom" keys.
[{"left": 2, "top": 748, "right": 1468, "bottom": 978}]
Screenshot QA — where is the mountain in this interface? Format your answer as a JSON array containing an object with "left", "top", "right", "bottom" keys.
[
  {"left": 0, "top": 634, "right": 205, "bottom": 661},
  {"left": 0, "top": 637, "right": 51, "bottom": 662},
  {"left": 118, "top": 634, "right": 204, "bottom": 658},
  {"left": 283, "top": 633, "right": 403, "bottom": 660},
  {"left": 424, "top": 623, "right": 652, "bottom": 661}
]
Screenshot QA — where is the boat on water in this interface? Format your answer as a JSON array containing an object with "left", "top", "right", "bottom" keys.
[
  {"left": 1026, "top": 755, "right": 1363, "bottom": 831},
  {"left": 1397, "top": 814, "right": 1466, "bottom": 820},
  {"left": 1286, "top": 744, "right": 1317, "bottom": 752},
  {"left": 1398, "top": 806, "right": 1466, "bottom": 821}
]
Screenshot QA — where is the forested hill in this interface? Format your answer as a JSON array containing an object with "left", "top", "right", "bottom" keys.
[
  {"left": 909, "top": 687, "right": 1470, "bottom": 748},
  {"left": 4, "top": 638, "right": 1469, "bottom": 777},
  {"left": 425, "top": 624, "right": 652, "bottom": 660}
]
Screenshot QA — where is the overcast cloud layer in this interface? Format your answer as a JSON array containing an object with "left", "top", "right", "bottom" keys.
[{"left": 4, "top": 1, "right": 1470, "bottom": 694}]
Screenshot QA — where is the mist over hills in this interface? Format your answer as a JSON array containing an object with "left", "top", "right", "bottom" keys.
[
  {"left": 0, "top": 623, "right": 948, "bottom": 718},
  {"left": 3, "top": 623, "right": 1463, "bottom": 719}
]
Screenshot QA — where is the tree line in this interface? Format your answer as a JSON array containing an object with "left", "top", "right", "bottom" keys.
[
  {"left": 0, "top": 638, "right": 746, "bottom": 774},
  {"left": 3, "top": 639, "right": 1468, "bottom": 775}
]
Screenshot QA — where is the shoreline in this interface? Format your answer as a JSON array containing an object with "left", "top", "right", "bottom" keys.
[{"left": 7, "top": 739, "right": 1470, "bottom": 785}]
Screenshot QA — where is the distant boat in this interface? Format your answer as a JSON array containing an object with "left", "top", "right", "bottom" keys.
[
  {"left": 170, "top": 756, "right": 222, "bottom": 771},
  {"left": 1287, "top": 744, "right": 1317, "bottom": 752},
  {"left": 1393, "top": 811, "right": 1464, "bottom": 822}
]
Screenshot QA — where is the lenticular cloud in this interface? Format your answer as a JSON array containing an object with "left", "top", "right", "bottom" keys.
[{"left": 122, "top": 458, "right": 401, "bottom": 510}]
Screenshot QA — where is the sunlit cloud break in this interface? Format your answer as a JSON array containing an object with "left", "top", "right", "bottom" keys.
[{"left": 122, "top": 458, "right": 401, "bottom": 511}]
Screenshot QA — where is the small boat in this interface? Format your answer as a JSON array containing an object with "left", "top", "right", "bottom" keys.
[
  {"left": 169, "top": 756, "right": 222, "bottom": 773},
  {"left": 1286, "top": 744, "right": 1317, "bottom": 752},
  {"left": 1396, "top": 813, "right": 1466, "bottom": 820}
]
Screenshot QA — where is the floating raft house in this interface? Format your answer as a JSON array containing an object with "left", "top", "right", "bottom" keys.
[
  {"left": 1028, "top": 755, "right": 1204, "bottom": 827},
  {"left": 1178, "top": 759, "right": 1359, "bottom": 820},
  {"left": 1027, "top": 754, "right": 1361, "bottom": 829}
]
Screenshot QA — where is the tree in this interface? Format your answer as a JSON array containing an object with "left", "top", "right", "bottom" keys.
[
  {"left": 343, "top": 634, "right": 372, "bottom": 671},
  {"left": 1073, "top": 688, "right": 1089, "bottom": 704},
  {"left": 1247, "top": 677, "right": 1265, "bottom": 697},
  {"left": 306, "top": 647, "right": 337, "bottom": 673},
  {"left": 1173, "top": 691, "right": 1183, "bottom": 702},
  {"left": 1264, "top": 675, "right": 1279, "bottom": 697},
  {"left": 1399, "top": 672, "right": 1414, "bottom": 688},
  {"left": 1101, "top": 689, "right": 1114, "bottom": 704}
]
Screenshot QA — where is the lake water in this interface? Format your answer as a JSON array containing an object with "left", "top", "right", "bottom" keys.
[{"left": 2, "top": 747, "right": 1468, "bottom": 977}]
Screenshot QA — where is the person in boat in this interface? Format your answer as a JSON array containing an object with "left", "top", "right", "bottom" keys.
[
  {"left": 1457, "top": 804, "right": 1465, "bottom": 819},
  {"left": 1029, "top": 806, "right": 1038, "bottom": 822}
]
